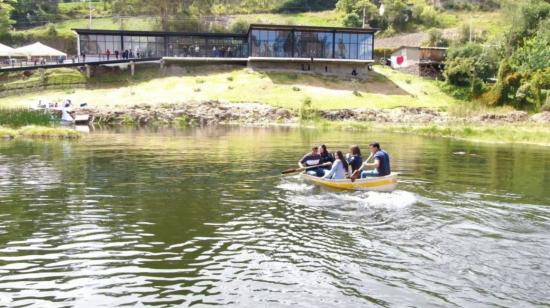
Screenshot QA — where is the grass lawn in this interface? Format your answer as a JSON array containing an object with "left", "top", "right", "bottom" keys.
[
  {"left": 0, "top": 66, "right": 456, "bottom": 111},
  {"left": 312, "top": 120, "right": 550, "bottom": 147},
  {"left": 229, "top": 11, "right": 343, "bottom": 27}
]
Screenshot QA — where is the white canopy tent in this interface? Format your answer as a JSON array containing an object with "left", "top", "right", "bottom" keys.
[
  {"left": 14, "top": 42, "right": 67, "bottom": 57},
  {"left": 0, "top": 43, "right": 22, "bottom": 57}
]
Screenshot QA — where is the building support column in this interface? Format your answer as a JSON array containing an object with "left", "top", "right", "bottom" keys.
[
  {"left": 130, "top": 61, "right": 135, "bottom": 76},
  {"left": 85, "top": 64, "right": 91, "bottom": 78},
  {"left": 39, "top": 68, "right": 46, "bottom": 86}
]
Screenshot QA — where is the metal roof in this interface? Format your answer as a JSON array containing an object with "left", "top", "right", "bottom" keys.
[
  {"left": 73, "top": 24, "right": 378, "bottom": 38},
  {"left": 248, "top": 24, "right": 378, "bottom": 33},
  {"left": 72, "top": 29, "right": 247, "bottom": 38}
]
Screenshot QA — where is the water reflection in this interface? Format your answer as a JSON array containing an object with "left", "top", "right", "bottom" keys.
[{"left": 0, "top": 127, "right": 548, "bottom": 307}]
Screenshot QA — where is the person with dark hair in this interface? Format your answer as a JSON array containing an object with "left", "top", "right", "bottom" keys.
[
  {"left": 359, "top": 142, "right": 391, "bottom": 178},
  {"left": 346, "top": 145, "right": 363, "bottom": 173},
  {"left": 299, "top": 146, "right": 323, "bottom": 177},
  {"left": 319, "top": 144, "right": 334, "bottom": 171},
  {"left": 323, "top": 151, "right": 349, "bottom": 180}
]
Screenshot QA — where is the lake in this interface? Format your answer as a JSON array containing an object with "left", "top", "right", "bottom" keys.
[{"left": 0, "top": 126, "right": 549, "bottom": 307}]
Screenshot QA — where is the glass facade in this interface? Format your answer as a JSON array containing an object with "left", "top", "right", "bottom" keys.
[
  {"left": 77, "top": 27, "right": 374, "bottom": 61},
  {"left": 123, "top": 36, "right": 165, "bottom": 58},
  {"left": 250, "top": 28, "right": 373, "bottom": 60},
  {"left": 80, "top": 34, "right": 122, "bottom": 56},
  {"left": 334, "top": 32, "right": 373, "bottom": 60},
  {"left": 294, "top": 31, "right": 333, "bottom": 58},
  {"left": 250, "top": 30, "right": 292, "bottom": 57}
]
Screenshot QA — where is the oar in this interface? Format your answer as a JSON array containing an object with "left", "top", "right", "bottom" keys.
[
  {"left": 281, "top": 162, "right": 331, "bottom": 175},
  {"left": 350, "top": 153, "right": 374, "bottom": 182}
]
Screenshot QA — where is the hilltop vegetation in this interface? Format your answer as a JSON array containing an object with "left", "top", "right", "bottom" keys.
[
  {"left": 443, "top": 0, "right": 550, "bottom": 111},
  {"left": 0, "top": 0, "right": 548, "bottom": 112}
]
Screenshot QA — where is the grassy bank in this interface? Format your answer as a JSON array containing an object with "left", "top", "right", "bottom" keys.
[
  {"left": 0, "top": 66, "right": 457, "bottom": 110},
  {"left": 0, "top": 125, "right": 81, "bottom": 139},
  {"left": 311, "top": 120, "right": 550, "bottom": 146},
  {"left": 0, "top": 108, "right": 52, "bottom": 127}
]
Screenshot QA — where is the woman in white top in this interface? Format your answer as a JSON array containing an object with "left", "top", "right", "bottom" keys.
[{"left": 323, "top": 151, "right": 349, "bottom": 180}]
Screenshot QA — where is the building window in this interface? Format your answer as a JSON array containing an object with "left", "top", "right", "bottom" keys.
[
  {"left": 207, "top": 37, "right": 248, "bottom": 58},
  {"left": 294, "top": 31, "right": 333, "bottom": 58},
  {"left": 80, "top": 34, "right": 122, "bottom": 57},
  {"left": 250, "top": 30, "right": 292, "bottom": 57},
  {"left": 123, "top": 36, "right": 165, "bottom": 57},
  {"left": 168, "top": 36, "right": 206, "bottom": 57},
  {"left": 335, "top": 32, "right": 373, "bottom": 60},
  {"left": 358, "top": 33, "right": 373, "bottom": 60}
]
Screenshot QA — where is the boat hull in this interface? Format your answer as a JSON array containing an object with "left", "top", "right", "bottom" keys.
[{"left": 301, "top": 172, "right": 398, "bottom": 191}]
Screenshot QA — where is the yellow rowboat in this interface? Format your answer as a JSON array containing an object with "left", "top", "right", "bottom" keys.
[{"left": 301, "top": 172, "right": 398, "bottom": 191}]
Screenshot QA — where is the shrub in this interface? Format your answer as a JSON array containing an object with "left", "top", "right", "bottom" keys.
[
  {"left": 226, "top": 76, "right": 234, "bottom": 82},
  {"left": 230, "top": 19, "right": 249, "bottom": 34},
  {"left": 419, "top": 6, "right": 440, "bottom": 28},
  {"left": 0, "top": 108, "right": 52, "bottom": 128},
  {"left": 292, "top": 86, "right": 301, "bottom": 92},
  {"left": 342, "top": 13, "right": 362, "bottom": 28},
  {"left": 299, "top": 97, "right": 317, "bottom": 120},
  {"left": 276, "top": 0, "right": 337, "bottom": 13},
  {"left": 424, "top": 28, "right": 448, "bottom": 47}
]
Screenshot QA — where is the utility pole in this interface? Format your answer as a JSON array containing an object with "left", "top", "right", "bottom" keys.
[{"left": 363, "top": 6, "right": 367, "bottom": 28}]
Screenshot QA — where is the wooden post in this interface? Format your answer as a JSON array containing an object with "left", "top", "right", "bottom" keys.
[{"left": 130, "top": 61, "right": 135, "bottom": 76}]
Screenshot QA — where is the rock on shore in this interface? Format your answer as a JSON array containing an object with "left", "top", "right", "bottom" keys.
[{"left": 85, "top": 101, "right": 293, "bottom": 126}]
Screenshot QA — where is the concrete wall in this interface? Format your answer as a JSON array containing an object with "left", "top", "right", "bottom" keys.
[
  {"left": 391, "top": 47, "right": 421, "bottom": 69},
  {"left": 247, "top": 60, "right": 370, "bottom": 79}
]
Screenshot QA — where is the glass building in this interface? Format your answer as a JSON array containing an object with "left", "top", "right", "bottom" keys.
[{"left": 74, "top": 24, "right": 374, "bottom": 61}]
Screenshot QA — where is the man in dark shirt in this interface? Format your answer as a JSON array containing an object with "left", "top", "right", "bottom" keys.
[
  {"left": 359, "top": 142, "right": 391, "bottom": 177},
  {"left": 299, "top": 146, "right": 323, "bottom": 177}
]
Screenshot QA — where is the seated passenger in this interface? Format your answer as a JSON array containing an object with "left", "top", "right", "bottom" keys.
[
  {"left": 323, "top": 151, "right": 348, "bottom": 180},
  {"left": 360, "top": 142, "right": 391, "bottom": 178},
  {"left": 319, "top": 144, "right": 335, "bottom": 173},
  {"left": 299, "top": 146, "right": 323, "bottom": 177},
  {"left": 346, "top": 145, "right": 363, "bottom": 173}
]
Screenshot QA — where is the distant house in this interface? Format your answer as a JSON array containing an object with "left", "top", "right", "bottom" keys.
[{"left": 390, "top": 46, "right": 447, "bottom": 78}]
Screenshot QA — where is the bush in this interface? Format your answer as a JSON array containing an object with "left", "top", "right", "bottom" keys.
[
  {"left": 342, "top": 13, "right": 362, "bottom": 28},
  {"left": 424, "top": 28, "right": 448, "bottom": 47},
  {"left": 419, "top": 6, "right": 440, "bottom": 28},
  {"left": 276, "top": 0, "right": 337, "bottom": 13},
  {"left": 0, "top": 108, "right": 52, "bottom": 128},
  {"left": 230, "top": 19, "right": 249, "bottom": 34},
  {"left": 299, "top": 97, "right": 317, "bottom": 120}
]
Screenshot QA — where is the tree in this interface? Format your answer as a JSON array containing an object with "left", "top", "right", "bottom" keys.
[
  {"left": 12, "top": 0, "right": 59, "bottom": 27},
  {"left": 342, "top": 12, "right": 362, "bottom": 28},
  {"left": 0, "top": 0, "right": 16, "bottom": 36},
  {"left": 111, "top": 0, "right": 136, "bottom": 30},
  {"left": 424, "top": 28, "right": 448, "bottom": 47},
  {"left": 504, "top": 0, "right": 550, "bottom": 54}
]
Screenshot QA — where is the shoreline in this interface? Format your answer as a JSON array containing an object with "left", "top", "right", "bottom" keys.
[{"left": 2, "top": 101, "right": 549, "bottom": 145}]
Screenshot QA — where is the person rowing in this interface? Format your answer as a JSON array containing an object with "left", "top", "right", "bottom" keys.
[
  {"left": 298, "top": 145, "right": 325, "bottom": 177},
  {"left": 353, "top": 142, "right": 391, "bottom": 178},
  {"left": 323, "top": 151, "right": 348, "bottom": 180}
]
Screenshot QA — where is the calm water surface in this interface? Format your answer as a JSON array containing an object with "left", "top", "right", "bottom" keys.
[{"left": 0, "top": 127, "right": 549, "bottom": 307}]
